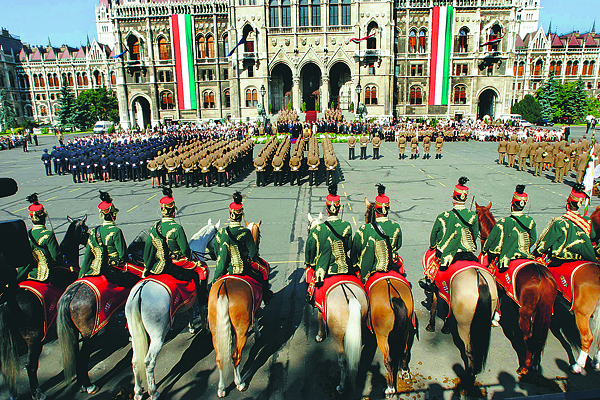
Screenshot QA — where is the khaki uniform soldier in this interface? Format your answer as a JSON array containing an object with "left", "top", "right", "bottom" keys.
[
  {"left": 506, "top": 139, "right": 518, "bottom": 168},
  {"left": 498, "top": 140, "right": 507, "bottom": 165},
  {"left": 307, "top": 152, "right": 320, "bottom": 186},
  {"left": 554, "top": 149, "right": 569, "bottom": 183},
  {"left": 398, "top": 135, "right": 407, "bottom": 159},
  {"left": 543, "top": 145, "right": 554, "bottom": 172},
  {"left": 165, "top": 156, "right": 177, "bottom": 188},
  {"left": 518, "top": 143, "right": 530, "bottom": 171},
  {"left": 435, "top": 135, "right": 443, "bottom": 159},
  {"left": 214, "top": 155, "right": 228, "bottom": 187},
  {"left": 410, "top": 136, "right": 419, "bottom": 159},
  {"left": 372, "top": 135, "right": 381, "bottom": 159},
  {"left": 347, "top": 135, "right": 356, "bottom": 160},
  {"left": 199, "top": 155, "right": 212, "bottom": 187},
  {"left": 359, "top": 134, "right": 369, "bottom": 160},
  {"left": 289, "top": 153, "right": 301, "bottom": 185},
  {"left": 182, "top": 157, "right": 194, "bottom": 188},
  {"left": 534, "top": 146, "right": 545, "bottom": 176},
  {"left": 254, "top": 155, "right": 266, "bottom": 187},
  {"left": 325, "top": 154, "right": 338, "bottom": 185},
  {"left": 528, "top": 143, "right": 538, "bottom": 168},
  {"left": 272, "top": 155, "right": 284, "bottom": 186},
  {"left": 577, "top": 153, "right": 588, "bottom": 183},
  {"left": 422, "top": 136, "right": 431, "bottom": 159}
]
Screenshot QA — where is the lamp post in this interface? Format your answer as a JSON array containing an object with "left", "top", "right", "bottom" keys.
[
  {"left": 355, "top": 83, "right": 362, "bottom": 120},
  {"left": 260, "top": 84, "right": 267, "bottom": 127}
]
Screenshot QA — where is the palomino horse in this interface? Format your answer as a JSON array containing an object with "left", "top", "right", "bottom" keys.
[
  {"left": 208, "top": 219, "right": 265, "bottom": 398},
  {"left": 363, "top": 200, "right": 416, "bottom": 396},
  {"left": 476, "top": 202, "right": 557, "bottom": 375},
  {"left": 126, "top": 219, "right": 220, "bottom": 400},
  {"left": 0, "top": 216, "right": 88, "bottom": 400},
  {"left": 306, "top": 212, "right": 368, "bottom": 394}
]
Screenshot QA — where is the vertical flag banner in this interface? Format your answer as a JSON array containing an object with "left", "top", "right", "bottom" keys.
[
  {"left": 428, "top": 6, "right": 454, "bottom": 106},
  {"left": 171, "top": 14, "right": 197, "bottom": 110},
  {"left": 583, "top": 139, "right": 596, "bottom": 215}
]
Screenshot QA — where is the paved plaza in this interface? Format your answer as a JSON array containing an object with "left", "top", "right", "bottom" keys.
[{"left": 1, "top": 130, "right": 600, "bottom": 399}]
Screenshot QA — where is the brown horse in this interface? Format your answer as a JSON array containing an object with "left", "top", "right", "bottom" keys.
[
  {"left": 476, "top": 202, "right": 557, "bottom": 375},
  {"left": 364, "top": 200, "right": 415, "bottom": 396},
  {"left": 208, "top": 220, "right": 264, "bottom": 398}
]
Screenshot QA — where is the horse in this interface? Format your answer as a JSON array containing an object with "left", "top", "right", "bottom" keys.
[
  {"left": 208, "top": 219, "right": 266, "bottom": 398},
  {"left": 126, "top": 219, "right": 219, "bottom": 400},
  {"left": 476, "top": 202, "right": 557, "bottom": 375},
  {"left": 306, "top": 212, "right": 368, "bottom": 394},
  {"left": 0, "top": 216, "right": 89, "bottom": 400},
  {"left": 363, "top": 200, "right": 415, "bottom": 396}
]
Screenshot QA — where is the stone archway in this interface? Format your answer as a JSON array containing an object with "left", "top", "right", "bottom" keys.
[
  {"left": 131, "top": 95, "right": 151, "bottom": 129},
  {"left": 478, "top": 88, "right": 498, "bottom": 120},
  {"left": 328, "top": 62, "right": 352, "bottom": 110},
  {"left": 300, "top": 63, "right": 321, "bottom": 111},
  {"left": 270, "top": 63, "right": 293, "bottom": 113}
]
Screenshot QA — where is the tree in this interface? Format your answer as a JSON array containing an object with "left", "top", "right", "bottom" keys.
[
  {"left": 536, "top": 73, "right": 558, "bottom": 121},
  {"left": 0, "top": 89, "right": 17, "bottom": 132},
  {"left": 76, "top": 87, "right": 119, "bottom": 124},
  {"left": 511, "top": 94, "right": 541, "bottom": 123},
  {"left": 570, "top": 78, "right": 588, "bottom": 122},
  {"left": 56, "top": 85, "right": 77, "bottom": 127}
]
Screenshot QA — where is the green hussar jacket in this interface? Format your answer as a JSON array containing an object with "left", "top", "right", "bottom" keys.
[
  {"left": 213, "top": 221, "right": 258, "bottom": 282},
  {"left": 143, "top": 217, "right": 191, "bottom": 275},
  {"left": 306, "top": 216, "right": 353, "bottom": 284},
  {"left": 534, "top": 211, "right": 597, "bottom": 262},
  {"left": 351, "top": 217, "right": 402, "bottom": 283},
  {"left": 80, "top": 221, "right": 128, "bottom": 278},
  {"left": 483, "top": 212, "right": 537, "bottom": 270},
  {"left": 430, "top": 205, "right": 479, "bottom": 267},
  {"left": 18, "top": 225, "right": 62, "bottom": 282}
]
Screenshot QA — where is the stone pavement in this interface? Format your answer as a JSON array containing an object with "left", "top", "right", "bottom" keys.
[{"left": 1, "top": 131, "right": 599, "bottom": 399}]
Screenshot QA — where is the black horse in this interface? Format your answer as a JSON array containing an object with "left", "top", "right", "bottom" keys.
[{"left": 0, "top": 216, "right": 88, "bottom": 400}]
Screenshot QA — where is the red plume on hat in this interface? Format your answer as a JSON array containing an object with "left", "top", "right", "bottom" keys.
[
  {"left": 27, "top": 193, "right": 46, "bottom": 222},
  {"left": 453, "top": 176, "right": 469, "bottom": 202},
  {"left": 568, "top": 183, "right": 588, "bottom": 206},
  {"left": 160, "top": 187, "right": 175, "bottom": 214},
  {"left": 326, "top": 184, "right": 341, "bottom": 214},
  {"left": 374, "top": 183, "right": 390, "bottom": 210},
  {"left": 98, "top": 190, "right": 117, "bottom": 215},
  {"left": 512, "top": 185, "right": 528, "bottom": 206},
  {"left": 229, "top": 191, "right": 244, "bottom": 217}
]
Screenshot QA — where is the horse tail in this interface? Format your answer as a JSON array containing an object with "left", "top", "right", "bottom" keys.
[
  {"left": 345, "top": 297, "right": 362, "bottom": 383},
  {"left": 388, "top": 296, "right": 410, "bottom": 375},
  {"left": 57, "top": 283, "right": 80, "bottom": 381},
  {"left": 126, "top": 283, "right": 148, "bottom": 380},
  {"left": 217, "top": 288, "right": 233, "bottom": 379},
  {"left": 0, "top": 302, "right": 20, "bottom": 395},
  {"left": 528, "top": 266, "right": 556, "bottom": 358},
  {"left": 470, "top": 270, "right": 492, "bottom": 375}
]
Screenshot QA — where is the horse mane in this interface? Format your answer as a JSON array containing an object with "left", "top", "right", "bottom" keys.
[
  {"left": 365, "top": 202, "right": 375, "bottom": 224},
  {"left": 247, "top": 222, "right": 261, "bottom": 247},
  {"left": 476, "top": 205, "right": 496, "bottom": 241}
]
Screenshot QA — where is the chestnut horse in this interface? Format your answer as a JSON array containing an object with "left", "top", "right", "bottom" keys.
[
  {"left": 208, "top": 220, "right": 265, "bottom": 398},
  {"left": 363, "top": 200, "right": 415, "bottom": 396},
  {"left": 476, "top": 202, "right": 557, "bottom": 375}
]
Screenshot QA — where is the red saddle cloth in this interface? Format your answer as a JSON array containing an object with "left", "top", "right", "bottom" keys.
[
  {"left": 113, "top": 262, "right": 145, "bottom": 278},
  {"left": 422, "top": 248, "right": 488, "bottom": 317},
  {"left": 18, "top": 281, "right": 65, "bottom": 341},
  {"left": 364, "top": 271, "right": 415, "bottom": 331},
  {"left": 548, "top": 260, "right": 597, "bottom": 310},
  {"left": 76, "top": 276, "right": 131, "bottom": 336},
  {"left": 217, "top": 274, "right": 263, "bottom": 322},
  {"left": 305, "top": 268, "right": 364, "bottom": 322},
  {"left": 492, "top": 259, "right": 540, "bottom": 307}
]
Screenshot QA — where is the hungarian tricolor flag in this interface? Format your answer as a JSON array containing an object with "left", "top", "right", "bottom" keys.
[
  {"left": 583, "top": 138, "right": 596, "bottom": 215},
  {"left": 171, "top": 14, "right": 197, "bottom": 110},
  {"left": 428, "top": 6, "right": 454, "bottom": 106}
]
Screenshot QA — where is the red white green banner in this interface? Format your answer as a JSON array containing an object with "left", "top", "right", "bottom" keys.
[
  {"left": 428, "top": 6, "right": 454, "bottom": 106},
  {"left": 171, "top": 14, "right": 197, "bottom": 110}
]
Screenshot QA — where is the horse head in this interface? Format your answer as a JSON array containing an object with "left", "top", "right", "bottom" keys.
[
  {"left": 475, "top": 202, "right": 496, "bottom": 244},
  {"left": 60, "top": 215, "right": 89, "bottom": 266},
  {"left": 307, "top": 212, "right": 325, "bottom": 234},
  {"left": 189, "top": 218, "right": 221, "bottom": 262},
  {"left": 364, "top": 198, "right": 375, "bottom": 224},
  {"left": 245, "top": 220, "right": 262, "bottom": 247}
]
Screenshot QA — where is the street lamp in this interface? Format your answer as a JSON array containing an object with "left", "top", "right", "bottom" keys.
[
  {"left": 355, "top": 83, "right": 362, "bottom": 120},
  {"left": 260, "top": 84, "right": 267, "bottom": 127}
]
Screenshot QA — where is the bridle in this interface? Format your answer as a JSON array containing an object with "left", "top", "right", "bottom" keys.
[{"left": 191, "top": 227, "right": 218, "bottom": 261}]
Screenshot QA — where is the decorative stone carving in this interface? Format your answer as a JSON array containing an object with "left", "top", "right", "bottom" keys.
[
  {"left": 315, "top": 38, "right": 320, "bottom": 46},
  {"left": 272, "top": 38, "right": 277, "bottom": 46},
  {"left": 332, "top": 38, "right": 336, "bottom": 45},
  {"left": 301, "top": 38, "right": 307, "bottom": 45},
  {"left": 285, "top": 38, "right": 290, "bottom": 46}
]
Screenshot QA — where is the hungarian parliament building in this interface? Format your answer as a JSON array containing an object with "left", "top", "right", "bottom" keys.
[{"left": 1, "top": 0, "right": 599, "bottom": 128}]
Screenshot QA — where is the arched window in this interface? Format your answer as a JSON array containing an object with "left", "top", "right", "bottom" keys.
[
  {"left": 128, "top": 36, "right": 141, "bottom": 60},
  {"left": 197, "top": 35, "right": 206, "bottom": 58},
  {"left": 312, "top": 0, "right": 321, "bottom": 26},
  {"left": 40, "top": 105, "right": 48, "bottom": 116},
  {"left": 518, "top": 61, "right": 524, "bottom": 77},
  {"left": 160, "top": 91, "right": 174, "bottom": 110},
  {"left": 299, "top": 0, "right": 309, "bottom": 26},
  {"left": 243, "top": 27, "right": 255, "bottom": 52},
  {"left": 203, "top": 90, "right": 216, "bottom": 108},
  {"left": 224, "top": 89, "right": 231, "bottom": 108},
  {"left": 158, "top": 37, "right": 170, "bottom": 60},
  {"left": 282, "top": 0, "right": 291, "bottom": 26},
  {"left": 110, "top": 72, "right": 116, "bottom": 85},
  {"left": 62, "top": 73, "right": 68, "bottom": 86},
  {"left": 590, "top": 61, "right": 596, "bottom": 76},
  {"left": 409, "top": 86, "right": 422, "bottom": 105},
  {"left": 366, "top": 22, "right": 378, "bottom": 49},
  {"left": 453, "top": 85, "right": 467, "bottom": 104},
  {"left": 458, "top": 27, "right": 469, "bottom": 53},
  {"left": 572, "top": 60, "right": 578, "bottom": 75},
  {"left": 408, "top": 29, "right": 417, "bottom": 54},
  {"left": 83, "top": 73, "right": 89, "bottom": 86},
  {"left": 513, "top": 62, "right": 518, "bottom": 76},
  {"left": 549, "top": 61, "right": 556, "bottom": 74},
  {"left": 223, "top": 34, "right": 230, "bottom": 56},
  {"left": 534, "top": 60, "right": 542, "bottom": 76},
  {"left": 364, "top": 85, "right": 377, "bottom": 105},
  {"left": 556, "top": 61, "right": 562, "bottom": 75},
  {"left": 341, "top": 0, "right": 350, "bottom": 25},
  {"left": 39, "top": 75, "right": 45, "bottom": 87},
  {"left": 565, "top": 61, "right": 572, "bottom": 76},
  {"left": 269, "top": 0, "right": 279, "bottom": 27},
  {"left": 68, "top": 73, "right": 74, "bottom": 86},
  {"left": 245, "top": 88, "right": 258, "bottom": 107},
  {"left": 206, "top": 35, "right": 215, "bottom": 58},
  {"left": 8, "top": 72, "right": 15, "bottom": 88},
  {"left": 53, "top": 73, "right": 59, "bottom": 87},
  {"left": 582, "top": 61, "right": 589, "bottom": 76},
  {"left": 418, "top": 29, "right": 428, "bottom": 53},
  {"left": 48, "top": 74, "right": 54, "bottom": 88},
  {"left": 329, "top": 0, "right": 338, "bottom": 26},
  {"left": 33, "top": 74, "right": 40, "bottom": 88},
  {"left": 488, "top": 24, "right": 502, "bottom": 51},
  {"left": 77, "top": 73, "right": 83, "bottom": 86}
]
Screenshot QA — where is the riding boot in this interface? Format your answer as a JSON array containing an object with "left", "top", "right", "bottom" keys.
[
  {"left": 418, "top": 276, "right": 436, "bottom": 292},
  {"left": 262, "top": 281, "right": 273, "bottom": 305}
]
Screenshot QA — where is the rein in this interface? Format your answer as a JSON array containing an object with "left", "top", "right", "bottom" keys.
[{"left": 386, "top": 278, "right": 401, "bottom": 310}]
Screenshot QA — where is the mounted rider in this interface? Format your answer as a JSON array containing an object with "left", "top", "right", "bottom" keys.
[
  {"left": 534, "top": 183, "right": 598, "bottom": 266},
  {"left": 483, "top": 185, "right": 537, "bottom": 273},
  {"left": 420, "top": 177, "right": 479, "bottom": 291},
  {"left": 351, "top": 184, "right": 404, "bottom": 283},
  {"left": 213, "top": 191, "right": 273, "bottom": 304},
  {"left": 17, "top": 193, "right": 70, "bottom": 286},
  {"left": 143, "top": 188, "right": 206, "bottom": 298},
  {"left": 305, "top": 184, "right": 354, "bottom": 300}
]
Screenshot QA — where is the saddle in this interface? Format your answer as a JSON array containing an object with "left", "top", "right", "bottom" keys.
[
  {"left": 489, "top": 258, "right": 540, "bottom": 307},
  {"left": 547, "top": 260, "right": 597, "bottom": 310},
  {"left": 18, "top": 280, "right": 65, "bottom": 340},
  {"left": 305, "top": 268, "right": 364, "bottom": 322},
  {"left": 217, "top": 274, "right": 263, "bottom": 322},
  {"left": 364, "top": 270, "right": 416, "bottom": 332}
]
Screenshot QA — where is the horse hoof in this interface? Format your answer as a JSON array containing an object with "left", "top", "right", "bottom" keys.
[
  {"left": 516, "top": 367, "right": 528, "bottom": 376},
  {"left": 441, "top": 325, "right": 450, "bottom": 334},
  {"left": 336, "top": 385, "right": 344, "bottom": 394},
  {"left": 151, "top": 391, "right": 161, "bottom": 400},
  {"left": 134, "top": 394, "right": 143, "bottom": 400},
  {"left": 385, "top": 386, "right": 396, "bottom": 395},
  {"left": 571, "top": 363, "right": 584, "bottom": 374},
  {"left": 425, "top": 324, "right": 435, "bottom": 332},
  {"left": 315, "top": 334, "right": 324, "bottom": 343},
  {"left": 80, "top": 385, "right": 99, "bottom": 394},
  {"left": 401, "top": 369, "right": 411, "bottom": 380},
  {"left": 593, "top": 359, "right": 600, "bottom": 370},
  {"left": 188, "top": 326, "right": 196, "bottom": 335},
  {"left": 236, "top": 382, "right": 247, "bottom": 392},
  {"left": 217, "top": 389, "right": 226, "bottom": 398}
]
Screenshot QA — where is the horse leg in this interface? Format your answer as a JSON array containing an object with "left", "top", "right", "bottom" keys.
[
  {"left": 187, "top": 308, "right": 196, "bottom": 335},
  {"left": 77, "top": 337, "right": 98, "bottom": 394},
  {"left": 26, "top": 340, "right": 46, "bottom": 400},
  {"left": 426, "top": 292, "right": 437, "bottom": 332},
  {"left": 572, "top": 309, "right": 593, "bottom": 373},
  {"left": 517, "top": 301, "right": 536, "bottom": 375},
  {"left": 316, "top": 312, "right": 325, "bottom": 342},
  {"left": 253, "top": 309, "right": 261, "bottom": 339},
  {"left": 145, "top": 334, "right": 167, "bottom": 399},
  {"left": 132, "top": 351, "right": 144, "bottom": 400},
  {"left": 375, "top": 333, "right": 396, "bottom": 396},
  {"left": 232, "top": 321, "right": 249, "bottom": 392},
  {"left": 336, "top": 353, "right": 347, "bottom": 394}
]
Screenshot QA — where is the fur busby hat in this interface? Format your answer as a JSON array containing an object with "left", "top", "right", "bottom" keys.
[
  {"left": 374, "top": 183, "right": 390, "bottom": 214},
  {"left": 229, "top": 191, "right": 244, "bottom": 220},
  {"left": 326, "top": 184, "right": 341, "bottom": 214},
  {"left": 160, "top": 187, "right": 176, "bottom": 215},
  {"left": 512, "top": 185, "right": 528, "bottom": 207},
  {"left": 453, "top": 176, "right": 469, "bottom": 203},
  {"left": 27, "top": 193, "right": 47, "bottom": 223}
]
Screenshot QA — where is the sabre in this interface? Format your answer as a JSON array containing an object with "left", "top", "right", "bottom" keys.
[
  {"left": 469, "top": 196, "right": 475, "bottom": 211},
  {"left": 341, "top": 203, "right": 345, "bottom": 220}
]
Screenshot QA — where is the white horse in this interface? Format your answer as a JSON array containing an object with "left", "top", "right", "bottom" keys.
[
  {"left": 306, "top": 212, "right": 368, "bottom": 394},
  {"left": 125, "top": 219, "right": 220, "bottom": 400}
]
